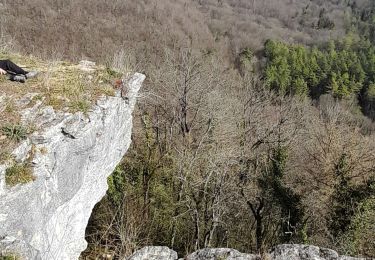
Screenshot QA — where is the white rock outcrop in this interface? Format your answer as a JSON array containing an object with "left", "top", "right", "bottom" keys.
[
  {"left": 268, "top": 244, "right": 368, "bottom": 260},
  {"left": 128, "top": 246, "right": 178, "bottom": 260},
  {"left": 127, "top": 245, "right": 370, "bottom": 260},
  {"left": 186, "top": 248, "right": 259, "bottom": 260},
  {"left": 0, "top": 73, "right": 145, "bottom": 259}
]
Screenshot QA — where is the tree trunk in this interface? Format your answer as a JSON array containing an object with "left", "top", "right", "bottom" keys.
[
  {"left": 248, "top": 198, "right": 264, "bottom": 252},
  {"left": 143, "top": 169, "right": 151, "bottom": 219}
]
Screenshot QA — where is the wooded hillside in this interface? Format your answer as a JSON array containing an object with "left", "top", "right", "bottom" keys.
[{"left": 1, "top": 0, "right": 374, "bottom": 259}]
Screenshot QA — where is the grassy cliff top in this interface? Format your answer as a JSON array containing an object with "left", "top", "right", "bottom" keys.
[
  {"left": 0, "top": 52, "right": 121, "bottom": 110},
  {"left": 0, "top": 52, "right": 126, "bottom": 164}
]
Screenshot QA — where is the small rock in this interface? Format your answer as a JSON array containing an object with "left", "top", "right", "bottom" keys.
[
  {"left": 12, "top": 140, "right": 31, "bottom": 163},
  {"left": 16, "top": 93, "right": 39, "bottom": 107},
  {"left": 78, "top": 60, "right": 96, "bottom": 72}
]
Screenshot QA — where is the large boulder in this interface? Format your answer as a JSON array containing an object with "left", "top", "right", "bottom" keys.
[
  {"left": 186, "top": 248, "right": 259, "bottom": 260},
  {"left": 268, "top": 244, "right": 368, "bottom": 260},
  {"left": 128, "top": 245, "right": 370, "bottom": 260},
  {"left": 128, "top": 246, "right": 178, "bottom": 260}
]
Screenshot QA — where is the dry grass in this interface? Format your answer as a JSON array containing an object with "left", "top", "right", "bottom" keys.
[
  {"left": 3, "top": 144, "right": 38, "bottom": 186},
  {"left": 4, "top": 163, "right": 35, "bottom": 187},
  {"left": 0, "top": 255, "right": 20, "bottom": 260},
  {"left": 0, "top": 51, "right": 119, "bottom": 110},
  {"left": 0, "top": 51, "right": 126, "bottom": 165}
]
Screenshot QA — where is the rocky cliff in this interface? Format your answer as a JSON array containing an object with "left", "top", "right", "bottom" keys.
[{"left": 0, "top": 73, "right": 145, "bottom": 259}]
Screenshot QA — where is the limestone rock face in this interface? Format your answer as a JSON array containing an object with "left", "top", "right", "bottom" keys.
[
  {"left": 186, "top": 248, "right": 259, "bottom": 260},
  {"left": 128, "top": 246, "right": 178, "bottom": 260},
  {"left": 0, "top": 73, "right": 145, "bottom": 260}
]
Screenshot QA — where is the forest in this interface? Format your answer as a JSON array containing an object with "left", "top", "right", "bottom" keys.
[
  {"left": 263, "top": 37, "right": 375, "bottom": 118},
  {"left": 0, "top": 0, "right": 374, "bottom": 259}
]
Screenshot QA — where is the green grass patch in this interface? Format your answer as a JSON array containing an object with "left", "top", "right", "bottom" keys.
[
  {"left": 0, "top": 151, "right": 13, "bottom": 164},
  {"left": 1, "top": 124, "right": 28, "bottom": 142},
  {"left": 0, "top": 255, "right": 20, "bottom": 260},
  {"left": 69, "top": 99, "right": 91, "bottom": 114},
  {"left": 5, "top": 163, "right": 35, "bottom": 187}
]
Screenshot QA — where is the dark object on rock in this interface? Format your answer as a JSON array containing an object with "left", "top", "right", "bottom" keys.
[{"left": 0, "top": 59, "right": 38, "bottom": 83}]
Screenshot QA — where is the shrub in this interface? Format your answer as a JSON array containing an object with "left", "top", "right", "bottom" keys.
[
  {"left": 5, "top": 163, "right": 35, "bottom": 187},
  {"left": 0, "top": 255, "right": 19, "bottom": 260},
  {"left": 341, "top": 195, "right": 375, "bottom": 257},
  {"left": 0, "top": 124, "right": 28, "bottom": 142},
  {"left": 69, "top": 99, "right": 91, "bottom": 114},
  {"left": 0, "top": 151, "right": 13, "bottom": 164}
]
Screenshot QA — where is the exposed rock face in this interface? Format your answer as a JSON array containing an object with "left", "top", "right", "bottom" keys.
[
  {"left": 128, "top": 246, "right": 178, "bottom": 260},
  {"left": 0, "top": 73, "right": 145, "bottom": 259},
  {"left": 186, "top": 248, "right": 259, "bottom": 260},
  {"left": 127, "top": 245, "right": 371, "bottom": 260}
]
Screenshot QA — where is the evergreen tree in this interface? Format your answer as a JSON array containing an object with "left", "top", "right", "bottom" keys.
[
  {"left": 330, "top": 154, "right": 375, "bottom": 238},
  {"left": 259, "top": 146, "right": 304, "bottom": 243}
]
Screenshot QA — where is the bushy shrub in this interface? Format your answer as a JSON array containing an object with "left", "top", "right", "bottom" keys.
[
  {"left": 5, "top": 163, "right": 35, "bottom": 187},
  {"left": 1, "top": 124, "right": 28, "bottom": 142}
]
